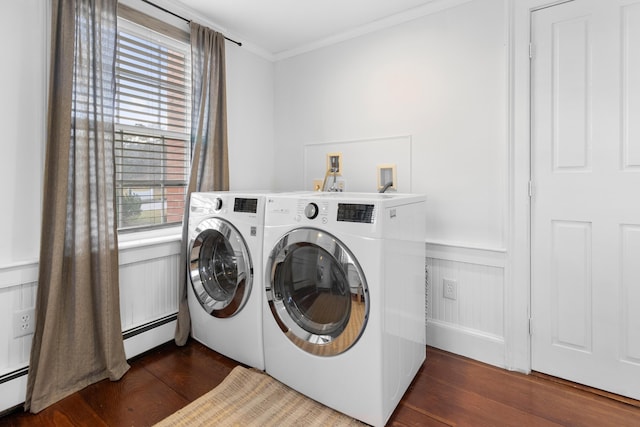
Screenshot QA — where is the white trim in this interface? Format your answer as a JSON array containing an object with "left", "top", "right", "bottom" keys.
[
  {"left": 0, "top": 230, "right": 182, "bottom": 289},
  {"left": 119, "top": 1, "right": 480, "bottom": 62},
  {"left": 0, "top": 261, "right": 39, "bottom": 290},
  {"left": 118, "top": 225, "right": 182, "bottom": 250},
  {"left": 427, "top": 319, "right": 507, "bottom": 369},
  {"left": 506, "top": 0, "right": 574, "bottom": 374},
  {"left": 274, "top": 0, "right": 474, "bottom": 61},
  {"left": 426, "top": 241, "right": 506, "bottom": 268},
  {"left": 503, "top": 0, "right": 521, "bottom": 372}
]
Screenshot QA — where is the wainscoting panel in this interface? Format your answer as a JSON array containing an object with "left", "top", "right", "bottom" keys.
[
  {"left": 119, "top": 249, "right": 180, "bottom": 331},
  {"left": 0, "top": 264, "right": 38, "bottom": 413},
  {"left": 119, "top": 237, "right": 182, "bottom": 358},
  {"left": 0, "top": 280, "right": 37, "bottom": 375},
  {"left": 426, "top": 242, "right": 507, "bottom": 368},
  {"left": 0, "top": 236, "right": 183, "bottom": 414}
]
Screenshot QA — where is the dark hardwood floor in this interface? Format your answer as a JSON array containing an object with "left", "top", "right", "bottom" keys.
[{"left": 2, "top": 339, "right": 640, "bottom": 426}]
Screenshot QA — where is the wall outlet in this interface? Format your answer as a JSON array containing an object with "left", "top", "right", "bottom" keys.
[
  {"left": 313, "top": 179, "right": 323, "bottom": 191},
  {"left": 443, "top": 278, "right": 457, "bottom": 300},
  {"left": 13, "top": 308, "right": 36, "bottom": 338}
]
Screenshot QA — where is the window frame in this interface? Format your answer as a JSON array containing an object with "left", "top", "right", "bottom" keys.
[{"left": 114, "top": 8, "right": 192, "bottom": 233}]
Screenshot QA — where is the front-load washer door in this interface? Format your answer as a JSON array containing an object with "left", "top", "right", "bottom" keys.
[
  {"left": 189, "top": 218, "right": 252, "bottom": 318},
  {"left": 266, "top": 227, "right": 369, "bottom": 356}
]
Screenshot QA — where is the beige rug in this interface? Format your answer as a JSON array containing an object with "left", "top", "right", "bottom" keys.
[{"left": 154, "top": 366, "right": 366, "bottom": 427}]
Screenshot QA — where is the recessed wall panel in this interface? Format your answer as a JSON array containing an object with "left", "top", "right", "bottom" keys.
[
  {"left": 622, "top": 4, "right": 640, "bottom": 170},
  {"left": 426, "top": 256, "right": 504, "bottom": 338},
  {"left": 621, "top": 225, "right": 640, "bottom": 363},
  {"left": 552, "top": 18, "right": 591, "bottom": 171},
  {"left": 551, "top": 221, "right": 592, "bottom": 351}
]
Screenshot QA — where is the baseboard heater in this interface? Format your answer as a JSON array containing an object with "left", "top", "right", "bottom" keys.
[
  {"left": 122, "top": 313, "right": 178, "bottom": 340},
  {"left": 0, "top": 312, "right": 178, "bottom": 386},
  {"left": 0, "top": 367, "right": 28, "bottom": 387}
]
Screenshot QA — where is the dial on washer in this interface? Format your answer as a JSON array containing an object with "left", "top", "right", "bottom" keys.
[{"left": 304, "top": 203, "right": 319, "bottom": 219}]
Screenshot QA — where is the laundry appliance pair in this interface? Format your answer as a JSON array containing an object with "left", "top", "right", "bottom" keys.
[
  {"left": 187, "top": 191, "right": 427, "bottom": 427},
  {"left": 186, "top": 190, "right": 309, "bottom": 369}
]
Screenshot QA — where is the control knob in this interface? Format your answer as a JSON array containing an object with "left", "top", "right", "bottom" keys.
[
  {"left": 304, "top": 202, "right": 319, "bottom": 219},
  {"left": 213, "top": 197, "right": 223, "bottom": 210}
]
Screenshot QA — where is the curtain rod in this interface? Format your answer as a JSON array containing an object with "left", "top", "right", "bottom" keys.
[{"left": 141, "top": 0, "right": 242, "bottom": 46}]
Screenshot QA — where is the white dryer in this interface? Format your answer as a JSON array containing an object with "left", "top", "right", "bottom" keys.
[
  {"left": 187, "top": 192, "right": 266, "bottom": 370},
  {"left": 262, "top": 192, "right": 427, "bottom": 427}
]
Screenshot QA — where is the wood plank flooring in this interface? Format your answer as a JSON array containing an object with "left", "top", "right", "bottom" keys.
[{"left": 2, "top": 339, "right": 640, "bottom": 426}]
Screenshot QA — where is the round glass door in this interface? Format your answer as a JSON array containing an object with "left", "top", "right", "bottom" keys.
[
  {"left": 189, "top": 218, "right": 252, "bottom": 318},
  {"left": 266, "top": 228, "right": 369, "bottom": 356}
]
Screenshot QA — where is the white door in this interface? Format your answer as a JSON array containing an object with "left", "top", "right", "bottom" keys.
[{"left": 531, "top": 0, "right": 640, "bottom": 399}]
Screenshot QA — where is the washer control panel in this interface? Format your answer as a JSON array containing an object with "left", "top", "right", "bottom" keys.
[{"left": 296, "top": 200, "right": 329, "bottom": 223}]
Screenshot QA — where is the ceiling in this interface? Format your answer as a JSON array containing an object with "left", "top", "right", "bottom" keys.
[{"left": 174, "top": 0, "right": 439, "bottom": 57}]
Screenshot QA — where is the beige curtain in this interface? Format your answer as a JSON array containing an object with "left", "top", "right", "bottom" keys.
[
  {"left": 25, "top": 0, "right": 129, "bottom": 413},
  {"left": 175, "top": 22, "right": 230, "bottom": 345}
]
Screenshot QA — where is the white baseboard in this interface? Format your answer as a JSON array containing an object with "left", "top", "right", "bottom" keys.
[{"left": 427, "top": 319, "right": 506, "bottom": 369}]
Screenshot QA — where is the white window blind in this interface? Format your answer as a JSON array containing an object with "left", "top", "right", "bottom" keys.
[{"left": 115, "top": 17, "right": 191, "bottom": 230}]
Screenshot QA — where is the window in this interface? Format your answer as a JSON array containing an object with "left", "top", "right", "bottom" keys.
[{"left": 114, "top": 15, "right": 191, "bottom": 231}]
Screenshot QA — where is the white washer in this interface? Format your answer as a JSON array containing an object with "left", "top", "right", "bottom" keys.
[
  {"left": 262, "top": 192, "right": 426, "bottom": 427},
  {"left": 187, "top": 191, "right": 266, "bottom": 370}
]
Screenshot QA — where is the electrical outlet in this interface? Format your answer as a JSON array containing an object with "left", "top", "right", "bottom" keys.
[
  {"left": 313, "top": 179, "right": 323, "bottom": 191},
  {"left": 13, "top": 308, "right": 36, "bottom": 338},
  {"left": 443, "top": 278, "right": 457, "bottom": 300}
]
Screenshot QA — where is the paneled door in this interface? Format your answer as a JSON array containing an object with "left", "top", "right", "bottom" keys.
[{"left": 531, "top": 0, "right": 640, "bottom": 399}]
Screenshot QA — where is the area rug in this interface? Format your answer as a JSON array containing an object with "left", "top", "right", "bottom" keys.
[{"left": 153, "top": 366, "right": 366, "bottom": 426}]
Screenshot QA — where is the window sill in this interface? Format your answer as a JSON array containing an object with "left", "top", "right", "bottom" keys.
[
  {"left": 118, "top": 226, "right": 182, "bottom": 250},
  {"left": 118, "top": 226, "right": 183, "bottom": 266}
]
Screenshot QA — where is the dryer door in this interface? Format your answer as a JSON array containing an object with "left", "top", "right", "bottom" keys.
[
  {"left": 189, "top": 218, "right": 252, "bottom": 318},
  {"left": 266, "top": 227, "right": 369, "bottom": 356}
]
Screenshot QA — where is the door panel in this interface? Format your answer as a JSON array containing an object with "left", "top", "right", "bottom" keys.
[
  {"left": 622, "top": 225, "right": 640, "bottom": 363},
  {"left": 623, "top": 3, "right": 640, "bottom": 169},
  {"left": 531, "top": 0, "right": 640, "bottom": 399},
  {"left": 550, "top": 220, "right": 592, "bottom": 352}
]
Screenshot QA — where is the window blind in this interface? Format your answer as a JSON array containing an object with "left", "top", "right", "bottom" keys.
[{"left": 115, "top": 18, "right": 191, "bottom": 230}]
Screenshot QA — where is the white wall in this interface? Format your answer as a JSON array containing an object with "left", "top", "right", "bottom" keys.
[
  {"left": 226, "top": 45, "right": 276, "bottom": 190},
  {"left": 274, "top": 0, "right": 508, "bottom": 250},
  {"left": 0, "top": 0, "right": 47, "bottom": 265},
  {"left": 274, "top": 0, "right": 511, "bottom": 367},
  {"left": 0, "top": 3, "right": 48, "bottom": 410}
]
